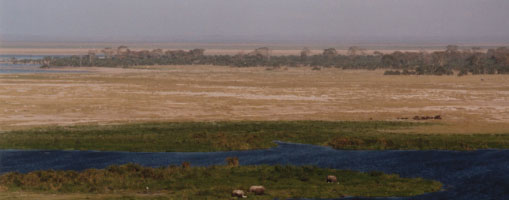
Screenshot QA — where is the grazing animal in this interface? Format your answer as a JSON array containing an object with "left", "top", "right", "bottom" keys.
[
  {"left": 232, "top": 190, "right": 247, "bottom": 198},
  {"left": 413, "top": 115, "right": 441, "bottom": 120},
  {"left": 327, "top": 175, "right": 338, "bottom": 183},
  {"left": 249, "top": 185, "right": 266, "bottom": 195},
  {"left": 422, "top": 116, "right": 433, "bottom": 120}
]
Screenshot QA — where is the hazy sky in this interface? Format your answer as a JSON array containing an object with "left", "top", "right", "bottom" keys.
[{"left": 1, "top": 0, "right": 509, "bottom": 44}]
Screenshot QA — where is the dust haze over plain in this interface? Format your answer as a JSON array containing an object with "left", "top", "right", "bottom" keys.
[{"left": 1, "top": 0, "right": 509, "bottom": 45}]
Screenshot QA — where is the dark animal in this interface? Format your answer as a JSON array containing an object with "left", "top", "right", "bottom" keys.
[
  {"left": 413, "top": 115, "right": 441, "bottom": 120},
  {"left": 421, "top": 116, "right": 432, "bottom": 120}
]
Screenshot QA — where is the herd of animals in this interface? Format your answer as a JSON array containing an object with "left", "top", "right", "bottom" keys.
[
  {"left": 231, "top": 175, "right": 338, "bottom": 198},
  {"left": 232, "top": 114, "right": 440, "bottom": 198},
  {"left": 397, "top": 115, "right": 442, "bottom": 120}
]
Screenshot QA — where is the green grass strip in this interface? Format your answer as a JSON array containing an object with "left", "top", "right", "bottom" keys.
[
  {"left": 0, "top": 163, "right": 442, "bottom": 199},
  {"left": 0, "top": 121, "right": 508, "bottom": 152}
]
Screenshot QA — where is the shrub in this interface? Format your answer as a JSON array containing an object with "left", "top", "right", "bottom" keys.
[
  {"left": 368, "top": 171, "right": 384, "bottom": 177},
  {"left": 181, "top": 161, "right": 191, "bottom": 169},
  {"left": 225, "top": 157, "right": 239, "bottom": 167},
  {"left": 384, "top": 70, "right": 401, "bottom": 75},
  {"left": 328, "top": 137, "right": 365, "bottom": 149}
]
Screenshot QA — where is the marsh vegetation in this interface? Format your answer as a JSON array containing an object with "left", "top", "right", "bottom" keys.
[
  {"left": 1, "top": 121, "right": 508, "bottom": 152},
  {"left": 0, "top": 163, "right": 442, "bottom": 199}
]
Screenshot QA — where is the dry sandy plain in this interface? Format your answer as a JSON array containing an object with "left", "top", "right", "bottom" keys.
[
  {"left": 0, "top": 42, "right": 460, "bottom": 55},
  {"left": 0, "top": 47, "right": 434, "bottom": 56},
  {"left": 1, "top": 65, "right": 509, "bottom": 134}
]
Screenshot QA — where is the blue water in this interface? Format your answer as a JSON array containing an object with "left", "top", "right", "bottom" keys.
[
  {"left": 0, "top": 63, "right": 88, "bottom": 74},
  {"left": 0, "top": 54, "right": 104, "bottom": 61},
  {"left": 0, "top": 54, "right": 88, "bottom": 74},
  {"left": 1, "top": 142, "right": 508, "bottom": 200},
  {"left": 0, "top": 54, "right": 70, "bottom": 61}
]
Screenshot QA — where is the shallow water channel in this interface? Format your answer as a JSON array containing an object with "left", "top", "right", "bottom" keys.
[
  {"left": 0, "top": 63, "right": 88, "bottom": 74},
  {"left": 1, "top": 142, "right": 508, "bottom": 200}
]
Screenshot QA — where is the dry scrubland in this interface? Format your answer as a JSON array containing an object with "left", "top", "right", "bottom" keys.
[{"left": 1, "top": 66, "right": 509, "bottom": 133}]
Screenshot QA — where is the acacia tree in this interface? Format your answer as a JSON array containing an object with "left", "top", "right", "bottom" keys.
[
  {"left": 300, "top": 47, "right": 311, "bottom": 61},
  {"left": 322, "top": 48, "right": 337, "bottom": 57},
  {"left": 117, "top": 45, "right": 130, "bottom": 55},
  {"left": 347, "top": 46, "right": 365, "bottom": 56},
  {"left": 102, "top": 47, "right": 116, "bottom": 59},
  {"left": 251, "top": 47, "right": 271, "bottom": 60},
  {"left": 445, "top": 45, "right": 459, "bottom": 54}
]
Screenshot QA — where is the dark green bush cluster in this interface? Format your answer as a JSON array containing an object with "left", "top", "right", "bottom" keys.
[
  {"left": 327, "top": 134, "right": 508, "bottom": 151},
  {"left": 40, "top": 45, "right": 509, "bottom": 75}
]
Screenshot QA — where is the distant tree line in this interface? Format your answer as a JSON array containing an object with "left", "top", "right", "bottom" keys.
[{"left": 41, "top": 45, "right": 509, "bottom": 75}]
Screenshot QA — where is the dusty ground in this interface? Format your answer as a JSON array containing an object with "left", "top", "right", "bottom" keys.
[
  {"left": 1, "top": 41, "right": 501, "bottom": 55},
  {"left": 1, "top": 65, "right": 509, "bottom": 133},
  {"left": 0, "top": 42, "right": 443, "bottom": 55}
]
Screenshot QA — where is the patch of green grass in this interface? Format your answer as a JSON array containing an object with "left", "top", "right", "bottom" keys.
[
  {"left": 0, "top": 163, "right": 442, "bottom": 199},
  {"left": 0, "top": 121, "right": 508, "bottom": 152}
]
